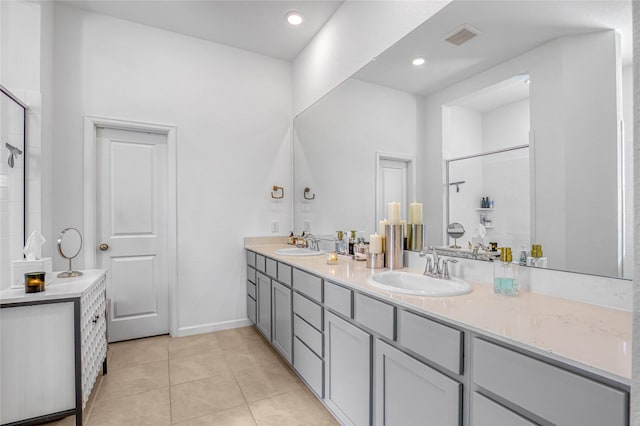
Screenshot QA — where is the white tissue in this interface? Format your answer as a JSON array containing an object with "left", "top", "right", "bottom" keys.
[
  {"left": 23, "top": 230, "right": 46, "bottom": 260},
  {"left": 475, "top": 223, "right": 487, "bottom": 240}
]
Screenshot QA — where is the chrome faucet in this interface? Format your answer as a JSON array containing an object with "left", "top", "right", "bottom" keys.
[
  {"left": 305, "top": 233, "right": 320, "bottom": 251},
  {"left": 420, "top": 246, "right": 457, "bottom": 279},
  {"left": 419, "top": 246, "right": 440, "bottom": 276}
]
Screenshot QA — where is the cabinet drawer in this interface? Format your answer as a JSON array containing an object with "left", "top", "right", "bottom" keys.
[
  {"left": 294, "top": 337, "right": 323, "bottom": 398},
  {"left": 256, "top": 254, "right": 266, "bottom": 273},
  {"left": 247, "top": 281, "right": 256, "bottom": 299},
  {"left": 278, "top": 263, "right": 292, "bottom": 286},
  {"left": 473, "top": 338, "right": 627, "bottom": 426},
  {"left": 294, "top": 315, "right": 323, "bottom": 357},
  {"left": 354, "top": 293, "right": 395, "bottom": 340},
  {"left": 293, "top": 293, "right": 322, "bottom": 331},
  {"left": 246, "top": 265, "right": 256, "bottom": 284},
  {"left": 246, "top": 250, "right": 256, "bottom": 268},
  {"left": 398, "top": 310, "right": 463, "bottom": 374},
  {"left": 266, "top": 258, "right": 278, "bottom": 278},
  {"left": 293, "top": 269, "right": 322, "bottom": 303},
  {"left": 324, "top": 281, "right": 352, "bottom": 318},
  {"left": 247, "top": 296, "right": 256, "bottom": 324},
  {"left": 471, "top": 393, "right": 535, "bottom": 426}
]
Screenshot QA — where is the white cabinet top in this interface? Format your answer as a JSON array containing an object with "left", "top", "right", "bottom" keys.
[
  {"left": 0, "top": 270, "right": 107, "bottom": 304},
  {"left": 245, "top": 244, "right": 631, "bottom": 385}
]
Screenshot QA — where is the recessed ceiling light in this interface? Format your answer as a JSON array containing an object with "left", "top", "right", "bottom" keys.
[
  {"left": 286, "top": 11, "right": 304, "bottom": 26},
  {"left": 412, "top": 57, "right": 426, "bottom": 66}
]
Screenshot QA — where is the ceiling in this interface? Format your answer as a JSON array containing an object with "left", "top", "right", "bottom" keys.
[
  {"left": 58, "top": 0, "right": 343, "bottom": 61},
  {"left": 354, "top": 1, "right": 633, "bottom": 96}
]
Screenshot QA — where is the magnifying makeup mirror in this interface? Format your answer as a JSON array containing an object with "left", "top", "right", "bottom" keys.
[
  {"left": 448, "top": 222, "right": 465, "bottom": 249},
  {"left": 57, "top": 227, "right": 83, "bottom": 278}
]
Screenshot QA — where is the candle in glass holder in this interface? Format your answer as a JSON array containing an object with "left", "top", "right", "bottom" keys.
[
  {"left": 25, "top": 272, "right": 45, "bottom": 293},
  {"left": 327, "top": 253, "right": 338, "bottom": 265}
]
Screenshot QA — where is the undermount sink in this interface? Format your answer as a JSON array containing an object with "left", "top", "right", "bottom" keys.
[
  {"left": 275, "top": 247, "right": 326, "bottom": 256},
  {"left": 367, "top": 271, "right": 472, "bottom": 296}
]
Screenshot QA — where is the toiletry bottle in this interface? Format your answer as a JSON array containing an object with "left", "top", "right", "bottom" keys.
[
  {"left": 532, "top": 244, "right": 548, "bottom": 268},
  {"left": 519, "top": 245, "right": 527, "bottom": 266},
  {"left": 489, "top": 198, "right": 494, "bottom": 208},
  {"left": 335, "top": 231, "right": 344, "bottom": 254},
  {"left": 288, "top": 232, "right": 295, "bottom": 245},
  {"left": 481, "top": 197, "right": 486, "bottom": 208},
  {"left": 494, "top": 247, "right": 519, "bottom": 296},
  {"left": 348, "top": 230, "right": 357, "bottom": 255}
]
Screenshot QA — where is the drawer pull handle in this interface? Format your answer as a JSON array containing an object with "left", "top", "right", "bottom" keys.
[{"left": 92, "top": 314, "right": 100, "bottom": 323}]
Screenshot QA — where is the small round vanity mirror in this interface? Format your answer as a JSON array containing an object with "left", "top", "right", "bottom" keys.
[
  {"left": 447, "top": 222, "right": 465, "bottom": 249},
  {"left": 57, "top": 228, "right": 83, "bottom": 278}
]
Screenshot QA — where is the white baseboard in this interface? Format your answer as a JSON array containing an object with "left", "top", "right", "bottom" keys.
[{"left": 175, "top": 318, "right": 252, "bottom": 337}]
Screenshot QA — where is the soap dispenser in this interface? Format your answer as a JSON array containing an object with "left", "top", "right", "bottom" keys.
[{"left": 494, "top": 247, "right": 519, "bottom": 296}]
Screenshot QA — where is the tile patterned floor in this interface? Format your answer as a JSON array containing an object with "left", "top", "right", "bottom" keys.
[{"left": 47, "top": 327, "right": 337, "bottom": 425}]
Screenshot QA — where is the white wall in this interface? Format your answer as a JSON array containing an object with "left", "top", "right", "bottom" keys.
[
  {"left": 623, "top": 65, "right": 634, "bottom": 279},
  {"left": 294, "top": 77, "right": 417, "bottom": 236},
  {"left": 423, "top": 31, "right": 622, "bottom": 277},
  {"left": 292, "top": 0, "right": 451, "bottom": 115},
  {"left": 52, "top": 5, "right": 292, "bottom": 334},
  {"left": 482, "top": 99, "right": 529, "bottom": 152}
]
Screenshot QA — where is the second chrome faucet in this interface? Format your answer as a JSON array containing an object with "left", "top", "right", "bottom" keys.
[{"left": 419, "top": 246, "right": 457, "bottom": 279}]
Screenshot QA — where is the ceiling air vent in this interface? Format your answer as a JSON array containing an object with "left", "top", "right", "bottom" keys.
[{"left": 444, "top": 25, "right": 480, "bottom": 46}]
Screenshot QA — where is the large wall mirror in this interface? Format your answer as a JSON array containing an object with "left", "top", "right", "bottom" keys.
[
  {"left": 293, "top": 0, "right": 633, "bottom": 280},
  {"left": 0, "top": 85, "right": 27, "bottom": 289}
]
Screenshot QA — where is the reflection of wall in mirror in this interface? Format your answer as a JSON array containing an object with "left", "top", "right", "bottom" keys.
[
  {"left": 0, "top": 95, "right": 26, "bottom": 290},
  {"left": 294, "top": 78, "right": 418, "bottom": 236},
  {"left": 425, "top": 30, "right": 625, "bottom": 278}
]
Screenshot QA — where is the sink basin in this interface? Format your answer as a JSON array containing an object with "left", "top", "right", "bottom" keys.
[
  {"left": 275, "top": 247, "right": 326, "bottom": 256},
  {"left": 367, "top": 271, "right": 471, "bottom": 296}
]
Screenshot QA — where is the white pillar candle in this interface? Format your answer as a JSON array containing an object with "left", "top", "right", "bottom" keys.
[
  {"left": 379, "top": 219, "right": 389, "bottom": 236},
  {"left": 409, "top": 202, "right": 423, "bottom": 224},
  {"left": 370, "top": 234, "right": 383, "bottom": 254},
  {"left": 400, "top": 220, "right": 408, "bottom": 238},
  {"left": 388, "top": 201, "right": 401, "bottom": 225}
]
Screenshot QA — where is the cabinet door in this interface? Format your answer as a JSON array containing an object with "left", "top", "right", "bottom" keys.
[
  {"left": 375, "top": 339, "right": 461, "bottom": 426},
  {"left": 272, "top": 281, "right": 292, "bottom": 362},
  {"left": 325, "top": 311, "right": 371, "bottom": 426},
  {"left": 256, "top": 272, "right": 271, "bottom": 340}
]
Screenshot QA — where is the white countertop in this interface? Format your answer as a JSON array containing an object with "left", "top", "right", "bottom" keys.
[
  {"left": 246, "top": 244, "right": 631, "bottom": 385},
  {"left": 0, "top": 269, "right": 107, "bottom": 304}
]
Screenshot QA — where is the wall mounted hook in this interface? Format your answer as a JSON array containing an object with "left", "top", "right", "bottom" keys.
[
  {"left": 271, "top": 185, "right": 284, "bottom": 199},
  {"left": 303, "top": 187, "right": 315, "bottom": 200}
]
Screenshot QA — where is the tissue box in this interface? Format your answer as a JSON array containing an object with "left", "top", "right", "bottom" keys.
[{"left": 11, "top": 258, "right": 53, "bottom": 289}]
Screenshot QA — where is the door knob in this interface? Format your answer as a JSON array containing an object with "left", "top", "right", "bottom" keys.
[{"left": 98, "top": 243, "right": 110, "bottom": 251}]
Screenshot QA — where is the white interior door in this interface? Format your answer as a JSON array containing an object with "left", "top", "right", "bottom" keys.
[
  {"left": 96, "top": 127, "right": 169, "bottom": 342},
  {"left": 377, "top": 159, "right": 408, "bottom": 222}
]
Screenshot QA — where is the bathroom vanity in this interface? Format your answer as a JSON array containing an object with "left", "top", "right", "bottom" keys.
[
  {"left": 0, "top": 270, "right": 108, "bottom": 426},
  {"left": 245, "top": 243, "right": 630, "bottom": 426}
]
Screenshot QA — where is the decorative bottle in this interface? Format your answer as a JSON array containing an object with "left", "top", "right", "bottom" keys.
[{"left": 494, "top": 247, "right": 519, "bottom": 296}]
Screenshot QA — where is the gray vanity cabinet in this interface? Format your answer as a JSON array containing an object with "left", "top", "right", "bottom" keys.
[
  {"left": 271, "top": 280, "right": 292, "bottom": 362},
  {"left": 374, "top": 339, "right": 461, "bottom": 426},
  {"left": 256, "top": 272, "right": 271, "bottom": 339},
  {"left": 324, "top": 311, "right": 371, "bottom": 426}
]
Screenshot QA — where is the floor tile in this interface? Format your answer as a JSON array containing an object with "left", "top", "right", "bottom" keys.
[
  {"left": 224, "top": 342, "right": 284, "bottom": 374},
  {"left": 169, "top": 333, "right": 221, "bottom": 360},
  {"left": 173, "top": 404, "right": 256, "bottom": 426},
  {"left": 249, "top": 387, "right": 338, "bottom": 426},
  {"left": 97, "top": 360, "right": 169, "bottom": 401},
  {"left": 216, "top": 327, "right": 265, "bottom": 351},
  {"left": 169, "top": 349, "right": 232, "bottom": 385},
  {"left": 234, "top": 362, "right": 301, "bottom": 402},
  {"left": 170, "top": 374, "right": 246, "bottom": 423},
  {"left": 88, "top": 387, "right": 171, "bottom": 426},
  {"left": 109, "top": 335, "right": 169, "bottom": 369}
]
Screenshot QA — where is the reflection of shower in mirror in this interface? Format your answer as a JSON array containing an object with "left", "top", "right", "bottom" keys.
[{"left": 5, "top": 143, "right": 22, "bottom": 168}]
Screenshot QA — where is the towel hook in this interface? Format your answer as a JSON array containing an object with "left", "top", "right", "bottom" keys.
[
  {"left": 303, "top": 187, "right": 315, "bottom": 200},
  {"left": 271, "top": 185, "right": 284, "bottom": 199}
]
